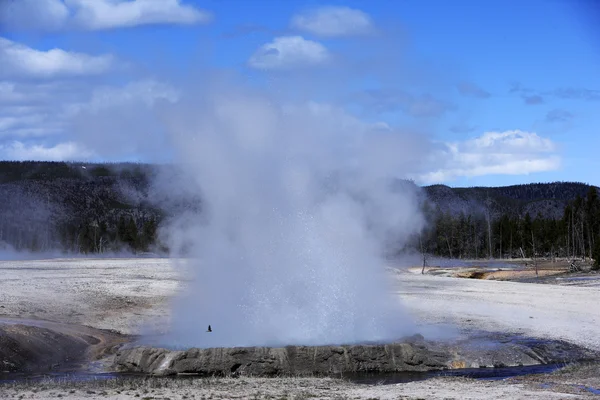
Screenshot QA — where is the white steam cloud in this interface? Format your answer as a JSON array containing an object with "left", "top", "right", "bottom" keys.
[{"left": 148, "top": 83, "right": 427, "bottom": 348}]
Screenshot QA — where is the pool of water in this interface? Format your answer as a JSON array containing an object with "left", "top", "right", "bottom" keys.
[
  {"left": 345, "top": 363, "right": 563, "bottom": 385},
  {"left": 0, "top": 372, "right": 120, "bottom": 384},
  {"left": 540, "top": 382, "right": 600, "bottom": 395},
  {"left": 427, "top": 259, "right": 519, "bottom": 269},
  {"left": 556, "top": 276, "right": 599, "bottom": 281},
  {"left": 0, "top": 364, "right": 564, "bottom": 386}
]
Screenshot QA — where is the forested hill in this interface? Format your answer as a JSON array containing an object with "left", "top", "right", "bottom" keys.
[
  {"left": 0, "top": 161, "right": 597, "bottom": 259},
  {"left": 423, "top": 182, "right": 595, "bottom": 220}
]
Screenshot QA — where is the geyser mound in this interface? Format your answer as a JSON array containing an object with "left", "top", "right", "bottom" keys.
[{"left": 151, "top": 86, "right": 428, "bottom": 349}]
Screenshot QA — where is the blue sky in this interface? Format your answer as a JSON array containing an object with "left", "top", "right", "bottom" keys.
[{"left": 0, "top": 0, "right": 598, "bottom": 187}]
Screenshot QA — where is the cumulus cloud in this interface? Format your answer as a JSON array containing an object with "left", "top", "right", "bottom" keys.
[
  {"left": 417, "top": 130, "right": 560, "bottom": 184},
  {"left": 456, "top": 82, "right": 490, "bottom": 99},
  {"left": 248, "top": 36, "right": 330, "bottom": 70},
  {"left": 290, "top": 6, "right": 373, "bottom": 37},
  {"left": 0, "top": 141, "right": 91, "bottom": 161},
  {"left": 0, "top": 0, "right": 211, "bottom": 31},
  {"left": 0, "top": 37, "right": 114, "bottom": 79}
]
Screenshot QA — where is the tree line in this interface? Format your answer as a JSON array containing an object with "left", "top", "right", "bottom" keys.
[
  {"left": 420, "top": 187, "right": 600, "bottom": 268},
  {"left": 56, "top": 216, "right": 162, "bottom": 254},
  {"left": 0, "top": 160, "right": 597, "bottom": 267}
]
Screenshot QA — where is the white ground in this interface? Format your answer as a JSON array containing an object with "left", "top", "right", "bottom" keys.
[
  {"left": 395, "top": 269, "right": 600, "bottom": 351},
  {"left": 0, "top": 257, "right": 180, "bottom": 335},
  {"left": 1, "top": 257, "right": 599, "bottom": 399}
]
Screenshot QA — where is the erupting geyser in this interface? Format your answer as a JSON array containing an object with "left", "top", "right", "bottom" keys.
[{"left": 152, "top": 83, "right": 427, "bottom": 348}]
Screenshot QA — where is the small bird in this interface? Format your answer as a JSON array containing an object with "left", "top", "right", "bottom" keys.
[{"left": 206, "top": 325, "right": 212, "bottom": 333}]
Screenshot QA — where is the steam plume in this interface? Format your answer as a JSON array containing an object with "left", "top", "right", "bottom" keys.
[{"left": 150, "top": 81, "right": 427, "bottom": 348}]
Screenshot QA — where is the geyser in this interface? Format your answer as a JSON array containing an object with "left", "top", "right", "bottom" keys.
[{"left": 153, "top": 83, "right": 427, "bottom": 348}]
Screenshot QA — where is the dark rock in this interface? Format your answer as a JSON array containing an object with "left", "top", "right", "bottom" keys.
[
  {"left": 0, "top": 324, "right": 90, "bottom": 373},
  {"left": 0, "top": 319, "right": 127, "bottom": 374},
  {"left": 112, "top": 333, "right": 600, "bottom": 377},
  {"left": 113, "top": 342, "right": 451, "bottom": 377}
]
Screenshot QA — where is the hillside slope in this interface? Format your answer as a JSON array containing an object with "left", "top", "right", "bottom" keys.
[
  {"left": 0, "top": 161, "right": 595, "bottom": 254},
  {"left": 423, "top": 182, "right": 596, "bottom": 220}
]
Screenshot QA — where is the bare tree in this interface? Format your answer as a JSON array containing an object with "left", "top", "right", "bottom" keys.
[
  {"left": 485, "top": 195, "right": 493, "bottom": 259},
  {"left": 420, "top": 233, "right": 428, "bottom": 274},
  {"left": 531, "top": 231, "right": 538, "bottom": 277}
]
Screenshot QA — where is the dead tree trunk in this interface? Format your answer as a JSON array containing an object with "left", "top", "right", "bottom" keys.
[
  {"left": 531, "top": 231, "right": 538, "bottom": 277},
  {"left": 420, "top": 234, "right": 427, "bottom": 274}
]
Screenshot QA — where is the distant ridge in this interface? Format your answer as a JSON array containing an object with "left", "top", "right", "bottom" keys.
[
  {"left": 423, "top": 181, "right": 597, "bottom": 220},
  {"left": 0, "top": 161, "right": 595, "bottom": 253}
]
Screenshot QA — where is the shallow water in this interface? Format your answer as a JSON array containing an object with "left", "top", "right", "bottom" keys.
[
  {"left": 556, "top": 276, "right": 599, "bottom": 281},
  {"left": 580, "top": 385, "right": 600, "bottom": 395},
  {"left": 0, "top": 364, "right": 564, "bottom": 386},
  {"left": 427, "top": 258, "right": 519, "bottom": 269},
  {"left": 345, "top": 363, "right": 563, "bottom": 385},
  {"left": 540, "top": 382, "right": 600, "bottom": 395},
  {"left": 0, "top": 372, "right": 120, "bottom": 384}
]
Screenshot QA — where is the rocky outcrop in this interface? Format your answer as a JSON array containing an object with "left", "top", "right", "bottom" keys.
[
  {"left": 113, "top": 334, "right": 600, "bottom": 377},
  {"left": 0, "top": 318, "right": 126, "bottom": 374},
  {"left": 0, "top": 323, "right": 90, "bottom": 373},
  {"left": 113, "top": 338, "right": 450, "bottom": 377}
]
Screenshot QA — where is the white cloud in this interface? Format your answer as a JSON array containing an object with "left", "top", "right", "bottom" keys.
[
  {"left": 0, "top": 0, "right": 211, "bottom": 31},
  {"left": 0, "top": 78, "right": 177, "bottom": 146},
  {"left": 0, "top": 141, "right": 92, "bottom": 161},
  {"left": 248, "top": 36, "right": 330, "bottom": 70},
  {"left": 290, "top": 6, "right": 373, "bottom": 37},
  {"left": 0, "top": 77, "right": 179, "bottom": 161},
  {"left": 469, "top": 130, "right": 556, "bottom": 153},
  {"left": 0, "top": 38, "right": 114, "bottom": 79},
  {"left": 417, "top": 130, "right": 561, "bottom": 184},
  {"left": 67, "top": 0, "right": 211, "bottom": 30}
]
